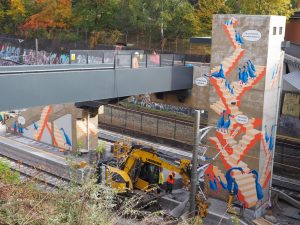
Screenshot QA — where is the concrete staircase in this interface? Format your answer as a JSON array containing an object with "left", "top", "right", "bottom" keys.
[
  {"left": 216, "top": 128, "right": 261, "bottom": 165},
  {"left": 212, "top": 165, "right": 226, "bottom": 184},
  {"left": 223, "top": 19, "right": 239, "bottom": 49},
  {"left": 233, "top": 172, "right": 258, "bottom": 208},
  {"left": 209, "top": 161, "right": 258, "bottom": 208},
  {"left": 208, "top": 17, "right": 267, "bottom": 209},
  {"left": 210, "top": 100, "right": 226, "bottom": 115},
  {"left": 210, "top": 66, "right": 266, "bottom": 115},
  {"left": 231, "top": 66, "right": 266, "bottom": 106},
  {"left": 211, "top": 48, "right": 245, "bottom": 76},
  {"left": 211, "top": 19, "right": 244, "bottom": 76}
]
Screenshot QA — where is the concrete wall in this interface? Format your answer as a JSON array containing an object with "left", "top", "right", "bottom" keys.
[
  {"left": 6, "top": 104, "right": 99, "bottom": 152},
  {"left": 204, "top": 15, "right": 285, "bottom": 217},
  {"left": 150, "top": 63, "right": 211, "bottom": 111},
  {"left": 99, "top": 105, "right": 194, "bottom": 145}
]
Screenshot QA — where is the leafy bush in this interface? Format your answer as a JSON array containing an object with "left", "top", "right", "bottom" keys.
[{"left": 0, "top": 159, "right": 20, "bottom": 184}]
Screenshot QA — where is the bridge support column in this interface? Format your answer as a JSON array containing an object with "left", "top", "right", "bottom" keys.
[{"left": 5, "top": 103, "right": 99, "bottom": 160}]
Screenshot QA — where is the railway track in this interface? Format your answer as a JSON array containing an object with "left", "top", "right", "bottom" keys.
[
  {"left": 107, "top": 104, "right": 195, "bottom": 126},
  {"left": 107, "top": 104, "right": 300, "bottom": 145},
  {"left": 0, "top": 154, "right": 70, "bottom": 191}
]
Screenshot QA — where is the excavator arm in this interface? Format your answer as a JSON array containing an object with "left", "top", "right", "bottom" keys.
[
  {"left": 112, "top": 146, "right": 192, "bottom": 191},
  {"left": 104, "top": 145, "right": 208, "bottom": 217}
]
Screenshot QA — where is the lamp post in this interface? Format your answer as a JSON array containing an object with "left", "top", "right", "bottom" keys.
[
  {"left": 189, "top": 111, "right": 215, "bottom": 215},
  {"left": 189, "top": 110, "right": 201, "bottom": 215}
]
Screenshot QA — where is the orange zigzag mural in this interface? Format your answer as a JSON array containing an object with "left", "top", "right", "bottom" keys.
[
  {"left": 205, "top": 17, "right": 270, "bottom": 208},
  {"left": 34, "top": 106, "right": 69, "bottom": 151}
]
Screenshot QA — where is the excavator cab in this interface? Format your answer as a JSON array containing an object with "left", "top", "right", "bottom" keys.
[{"left": 136, "top": 162, "right": 160, "bottom": 192}]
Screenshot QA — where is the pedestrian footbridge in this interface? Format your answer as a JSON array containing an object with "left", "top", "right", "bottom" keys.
[{"left": 0, "top": 54, "right": 193, "bottom": 111}]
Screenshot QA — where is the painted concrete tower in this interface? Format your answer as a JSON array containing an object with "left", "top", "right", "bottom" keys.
[{"left": 205, "top": 15, "right": 286, "bottom": 217}]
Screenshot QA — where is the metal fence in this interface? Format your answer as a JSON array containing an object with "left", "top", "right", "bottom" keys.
[{"left": 70, "top": 50, "right": 186, "bottom": 69}]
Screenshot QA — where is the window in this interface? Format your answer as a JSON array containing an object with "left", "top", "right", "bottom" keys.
[
  {"left": 279, "top": 27, "right": 283, "bottom": 35},
  {"left": 273, "top": 27, "right": 277, "bottom": 35}
]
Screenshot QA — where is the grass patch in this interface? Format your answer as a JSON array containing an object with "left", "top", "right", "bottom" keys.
[{"left": 0, "top": 159, "right": 20, "bottom": 184}]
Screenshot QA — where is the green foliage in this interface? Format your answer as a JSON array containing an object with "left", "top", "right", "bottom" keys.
[
  {"left": 232, "top": 214, "right": 240, "bottom": 225},
  {"left": 0, "top": 159, "right": 20, "bottom": 184},
  {"left": 238, "top": 0, "right": 294, "bottom": 18},
  {"left": 77, "top": 139, "right": 84, "bottom": 150},
  {"left": 197, "top": 0, "right": 230, "bottom": 35},
  {"left": 96, "top": 141, "right": 106, "bottom": 155},
  {"left": 0, "top": 0, "right": 299, "bottom": 43},
  {"left": 0, "top": 175, "right": 172, "bottom": 225}
]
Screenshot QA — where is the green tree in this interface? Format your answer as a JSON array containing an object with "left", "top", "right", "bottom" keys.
[
  {"left": 164, "top": 0, "right": 199, "bottom": 39},
  {"left": 0, "top": 1, "right": 10, "bottom": 32},
  {"left": 6, "top": 0, "right": 26, "bottom": 33},
  {"left": 238, "top": 0, "right": 294, "bottom": 18},
  {"left": 197, "top": 0, "right": 229, "bottom": 35},
  {"left": 72, "top": 0, "right": 121, "bottom": 33},
  {"left": 141, "top": 0, "right": 199, "bottom": 44}
]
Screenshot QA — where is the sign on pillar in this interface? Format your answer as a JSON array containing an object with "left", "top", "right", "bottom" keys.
[{"left": 205, "top": 14, "right": 286, "bottom": 217}]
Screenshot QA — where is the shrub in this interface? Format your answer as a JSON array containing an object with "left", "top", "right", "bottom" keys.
[{"left": 0, "top": 159, "right": 20, "bottom": 184}]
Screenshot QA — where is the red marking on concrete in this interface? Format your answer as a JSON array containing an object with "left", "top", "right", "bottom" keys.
[
  {"left": 232, "top": 118, "right": 262, "bottom": 137},
  {"left": 237, "top": 132, "right": 261, "bottom": 163},
  {"left": 223, "top": 24, "right": 237, "bottom": 49},
  {"left": 37, "top": 106, "right": 52, "bottom": 141},
  {"left": 225, "top": 50, "right": 245, "bottom": 76},
  {"left": 209, "top": 137, "right": 232, "bottom": 170},
  {"left": 204, "top": 164, "right": 214, "bottom": 181},
  {"left": 211, "top": 78, "right": 230, "bottom": 113},
  {"left": 216, "top": 131, "right": 234, "bottom": 154},
  {"left": 45, "top": 123, "right": 58, "bottom": 146},
  {"left": 262, "top": 172, "right": 271, "bottom": 189}
]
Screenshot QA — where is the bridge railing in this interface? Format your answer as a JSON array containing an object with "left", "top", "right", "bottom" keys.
[
  {"left": 0, "top": 49, "right": 187, "bottom": 68},
  {"left": 70, "top": 51, "right": 186, "bottom": 69}
]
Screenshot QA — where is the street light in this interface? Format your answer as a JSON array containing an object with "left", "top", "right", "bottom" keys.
[{"left": 189, "top": 110, "right": 215, "bottom": 215}]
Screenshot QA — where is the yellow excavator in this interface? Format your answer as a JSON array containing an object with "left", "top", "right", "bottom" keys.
[
  {"left": 110, "top": 140, "right": 132, "bottom": 160},
  {"left": 102, "top": 144, "right": 208, "bottom": 217}
]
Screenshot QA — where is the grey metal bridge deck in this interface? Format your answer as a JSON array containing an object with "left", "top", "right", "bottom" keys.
[{"left": 0, "top": 54, "right": 193, "bottom": 111}]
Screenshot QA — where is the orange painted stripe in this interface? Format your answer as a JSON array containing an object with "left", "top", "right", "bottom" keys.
[
  {"left": 37, "top": 106, "right": 52, "bottom": 141},
  {"left": 45, "top": 122, "right": 58, "bottom": 146},
  {"left": 222, "top": 24, "right": 237, "bottom": 50}
]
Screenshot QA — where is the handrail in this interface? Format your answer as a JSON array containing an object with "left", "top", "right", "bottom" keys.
[{"left": 0, "top": 52, "right": 187, "bottom": 69}]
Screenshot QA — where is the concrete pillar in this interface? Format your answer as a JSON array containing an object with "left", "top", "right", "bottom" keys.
[{"left": 205, "top": 15, "right": 286, "bottom": 217}]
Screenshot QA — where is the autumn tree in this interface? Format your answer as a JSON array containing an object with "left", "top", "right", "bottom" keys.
[{"left": 23, "top": 0, "right": 72, "bottom": 30}]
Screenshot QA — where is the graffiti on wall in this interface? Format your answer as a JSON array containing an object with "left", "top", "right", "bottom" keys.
[
  {"left": 0, "top": 44, "right": 21, "bottom": 62},
  {"left": 269, "top": 52, "right": 284, "bottom": 90},
  {"left": 129, "top": 95, "right": 193, "bottom": 116},
  {"left": 0, "top": 42, "right": 70, "bottom": 65},
  {"left": 205, "top": 17, "right": 271, "bottom": 208}
]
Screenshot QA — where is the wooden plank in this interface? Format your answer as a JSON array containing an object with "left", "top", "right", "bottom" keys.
[{"left": 252, "top": 217, "right": 275, "bottom": 225}]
